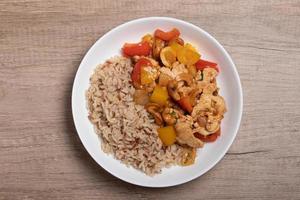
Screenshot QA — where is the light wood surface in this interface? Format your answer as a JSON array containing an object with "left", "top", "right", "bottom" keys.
[{"left": 1, "top": 0, "right": 300, "bottom": 199}]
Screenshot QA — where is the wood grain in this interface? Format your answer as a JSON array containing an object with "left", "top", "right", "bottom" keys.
[{"left": 0, "top": 0, "right": 300, "bottom": 199}]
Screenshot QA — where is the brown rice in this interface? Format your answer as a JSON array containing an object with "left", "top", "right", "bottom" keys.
[{"left": 86, "top": 56, "right": 184, "bottom": 175}]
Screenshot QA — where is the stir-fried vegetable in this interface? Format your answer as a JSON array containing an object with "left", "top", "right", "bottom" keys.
[
  {"left": 123, "top": 41, "right": 151, "bottom": 57},
  {"left": 141, "top": 34, "right": 153, "bottom": 46},
  {"left": 154, "top": 28, "right": 180, "bottom": 41},
  {"left": 131, "top": 58, "right": 152, "bottom": 86},
  {"left": 177, "top": 96, "right": 193, "bottom": 113},
  {"left": 195, "top": 59, "right": 219, "bottom": 72},
  {"left": 160, "top": 46, "right": 177, "bottom": 67},
  {"left": 150, "top": 85, "right": 169, "bottom": 105},
  {"left": 177, "top": 46, "right": 200, "bottom": 65},
  {"left": 140, "top": 67, "right": 157, "bottom": 85},
  {"left": 169, "top": 41, "right": 183, "bottom": 55},
  {"left": 184, "top": 43, "right": 197, "bottom": 52},
  {"left": 157, "top": 126, "right": 177, "bottom": 146},
  {"left": 194, "top": 128, "right": 221, "bottom": 142},
  {"left": 168, "top": 37, "right": 184, "bottom": 46},
  {"left": 123, "top": 27, "right": 226, "bottom": 151},
  {"left": 170, "top": 41, "right": 200, "bottom": 66}
]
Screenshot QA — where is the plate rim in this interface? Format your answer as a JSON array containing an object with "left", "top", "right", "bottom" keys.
[{"left": 71, "top": 16, "right": 243, "bottom": 187}]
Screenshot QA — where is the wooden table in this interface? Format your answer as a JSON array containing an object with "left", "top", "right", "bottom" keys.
[{"left": 1, "top": 0, "right": 300, "bottom": 199}]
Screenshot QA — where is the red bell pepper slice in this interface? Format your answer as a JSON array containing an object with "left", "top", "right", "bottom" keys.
[
  {"left": 154, "top": 28, "right": 180, "bottom": 41},
  {"left": 177, "top": 96, "right": 193, "bottom": 113},
  {"left": 195, "top": 59, "right": 219, "bottom": 72},
  {"left": 194, "top": 128, "right": 221, "bottom": 142},
  {"left": 122, "top": 41, "right": 151, "bottom": 57}
]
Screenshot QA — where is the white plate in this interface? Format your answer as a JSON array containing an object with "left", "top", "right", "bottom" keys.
[{"left": 72, "top": 17, "right": 243, "bottom": 187}]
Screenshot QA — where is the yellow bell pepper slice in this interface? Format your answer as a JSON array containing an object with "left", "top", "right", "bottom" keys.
[
  {"left": 142, "top": 34, "right": 153, "bottom": 46},
  {"left": 157, "top": 126, "right": 177, "bottom": 146},
  {"left": 150, "top": 85, "right": 169, "bottom": 105},
  {"left": 160, "top": 46, "right": 177, "bottom": 67},
  {"left": 177, "top": 47, "right": 200, "bottom": 65},
  {"left": 185, "top": 43, "right": 198, "bottom": 52},
  {"left": 169, "top": 42, "right": 184, "bottom": 56},
  {"left": 140, "top": 66, "right": 157, "bottom": 85}
]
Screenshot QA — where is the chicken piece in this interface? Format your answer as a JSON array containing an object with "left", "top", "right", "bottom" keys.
[
  {"left": 202, "top": 68, "right": 218, "bottom": 83},
  {"left": 175, "top": 73, "right": 193, "bottom": 86},
  {"left": 189, "top": 88, "right": 202, "bottom": 106},
  {"left": 175, "top": 121, "right": 204, "bottom": 148},
  {"left": 172, "top": 62, "right": 188, "bottom": 77},
  {"left": 202, "top": 82, "right": 217, "bottom": 94},
  {"left": 177, "top": 86, "right": 193, "bottom": 97},
  {"left": 192, "top": 94, "right": 213, "bottom": 116},
  {"left": 192, "top": 94, "right": 226, "bottom": 116},
  {"left": 191, "top": 94, "right": 226, "bottom": 135},
  {"left": 195, "top": 68, "right": 218, "bottom": 95},
  {"left": 159, "top": 67, "right": 175, "bottom": 79},
  {"left": 214, "top": 95, "right": 227, "bottom": 115},
  {"left": 205, "top": 114, "right": 221, "bottom": 132},
  {"left": 197, "top": 82, "right": 217, "bottom": 95}
]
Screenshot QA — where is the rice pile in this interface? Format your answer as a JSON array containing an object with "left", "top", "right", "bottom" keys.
[{"left": 86, "top": 56, "right": 184, "bottom": 175}]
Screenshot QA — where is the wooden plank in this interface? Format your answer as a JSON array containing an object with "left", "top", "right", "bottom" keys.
[{"left": 0, "top": 0, "right": 299, "bottom": 199}]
